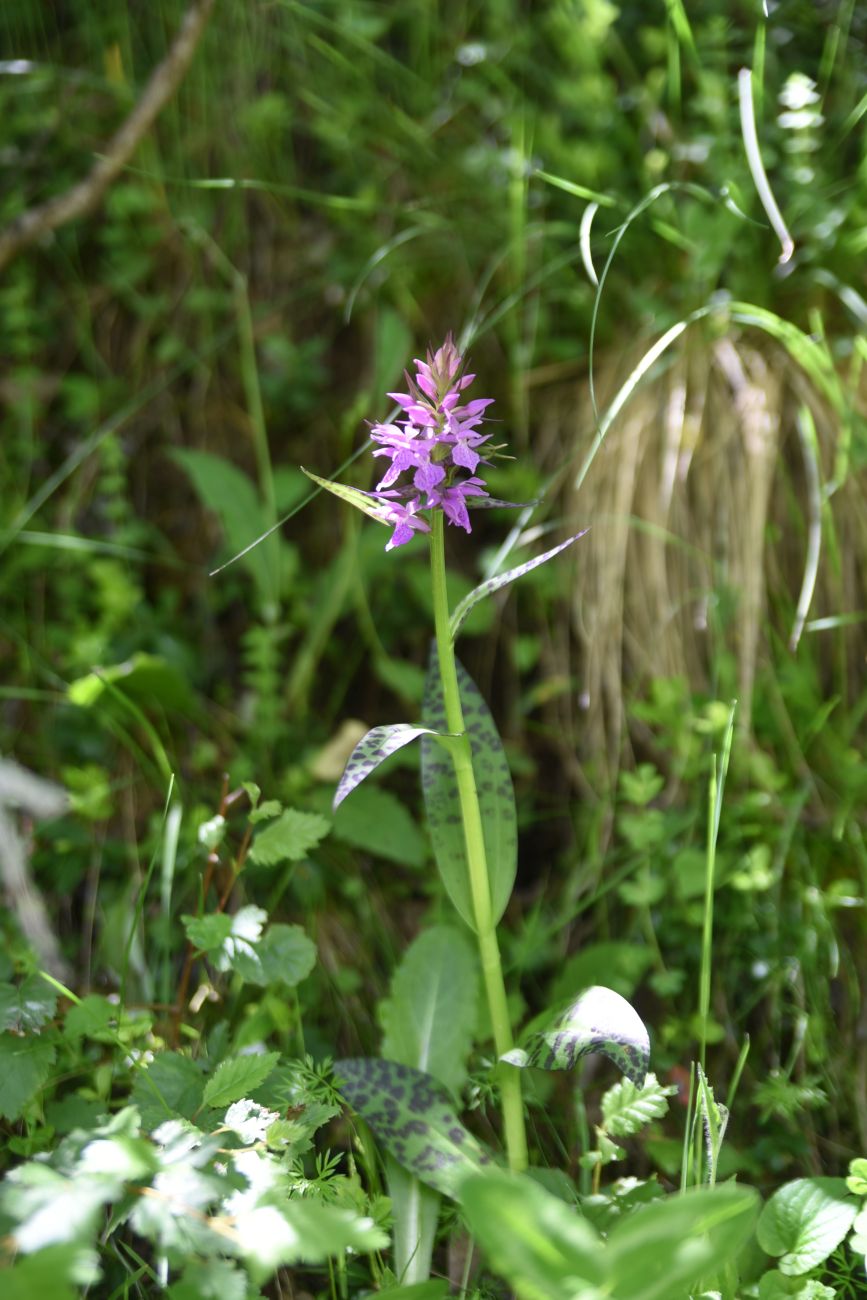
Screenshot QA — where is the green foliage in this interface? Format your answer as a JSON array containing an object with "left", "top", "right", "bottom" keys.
[
  {"left": 504, "top": 986, "right": 650, "bottom": 1087},
  {"left": 421, "top": 652, "right": 517, "bottom": 929}
]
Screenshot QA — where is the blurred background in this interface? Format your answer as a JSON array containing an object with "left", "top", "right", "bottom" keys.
[{"left": 1, "top": 0, "right": 865, "bottom": 1179}]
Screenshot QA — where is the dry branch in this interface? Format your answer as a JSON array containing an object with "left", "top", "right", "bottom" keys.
[{"left": 0, "top": 0, "right": 215, "bottom": 272}]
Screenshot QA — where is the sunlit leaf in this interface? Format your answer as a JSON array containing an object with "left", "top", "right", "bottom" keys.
[
  {"left": 334, "top": 1058, "right": 493, "bottom": 1198},
  {"left": 449, "top": 531, "right": 588, "bottom": 640},
  {"left": 334, "top": 723, "right": 440, "bottom": 809},
  {"left": 502, "top": 986, "right": 650, "bottom": 1086},
  {"left": 757, "top": 1178, "right": 857, "bottom": 1276},
  {"left": 421, "top": 650, "right": 517, "bottom": 930}
]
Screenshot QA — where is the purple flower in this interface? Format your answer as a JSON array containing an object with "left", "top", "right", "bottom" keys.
[{"left": 366, "top": 333, "right": 499, "bottom": 549}]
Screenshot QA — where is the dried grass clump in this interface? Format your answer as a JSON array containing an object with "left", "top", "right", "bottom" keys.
[{"left": 531, "top": 326, "right": 866, "bottom": 787}]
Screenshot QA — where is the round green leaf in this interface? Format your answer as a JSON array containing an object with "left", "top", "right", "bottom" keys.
[{"left": 757, "top": 1178, "right": 857, "bottom": 1276}]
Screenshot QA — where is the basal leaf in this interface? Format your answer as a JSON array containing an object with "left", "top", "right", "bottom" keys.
[
  {"left": 460, "top": 1168, "right": 604, "bottom": 1300},
  {"left": 449, "top": 531, "right": 589, "bottom": 640},
  {"left": 248, "top": 808, "right": 331, "bottom": 866},
  {"left": 334, "top": 723, "right": 439, "bottom": 809},
  {"left": 606, "top": 1182, "right": 759, "bottom": 1300},
  {"left": 757, "top": 1178, "right": 857, "bottom": 1276},
  {"left": 380, "top": 924, "right": 479, "bottom": 1096},
  {"left": 301, "top": 467, "right": 390, "bottom": 523},
  {"left": 334, "top": 1058, "right": 493, "bottom": 1199},
  {"left": 502, "top": 986, "right": 650, "bottom": 1087},
  {"left": 202, "top": 1051, "right": 280, "bottom": 1110},
  {"left": 332, "top": 784, "right": 426, "bottom": 868},
  {"left": 421, "top": 649, "right": 517, "bottom": 930}
]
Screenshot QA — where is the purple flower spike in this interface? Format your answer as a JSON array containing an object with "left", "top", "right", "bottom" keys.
[{"left": 365, "top": 332, "right": 501, "bottom": 550}]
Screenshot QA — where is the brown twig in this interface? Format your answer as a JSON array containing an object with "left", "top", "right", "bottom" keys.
[{"left": 0, "top": 0, "right": 215, "bottom": 273}]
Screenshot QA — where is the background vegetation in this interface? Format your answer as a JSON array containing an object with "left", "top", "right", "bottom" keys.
[{"left": 0, "top": 0, "right": 865, "bottom": 1295}]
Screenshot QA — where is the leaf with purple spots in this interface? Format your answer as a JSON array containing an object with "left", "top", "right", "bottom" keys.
[
  {"left": 334, "top": 1058, "right": 494, "bottom": 1200},
  {"left": 501, "top": 986, "right": 650, "bottom": 1087},
  {"left": 420, "top": 648, "right": 517, "bottom": 931},
  {"left": 449, "top": 530, "right": 589, "bottom": 640},
  {"left": 333, "top": 723, "right": 441, "bottom": 810}
]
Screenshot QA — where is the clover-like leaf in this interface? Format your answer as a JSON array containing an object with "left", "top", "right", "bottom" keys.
[
  {"left": 421, "top": 650, "right": 517, "bottom": 931},
  {"left": 449, "top": 531, "right": 589, "bottom": 640},
  {"left": 334, "top": 723, "right": 441, "bottom": 809},
  {"left": 502, "top": 986, "right": 650, "bottom": 1087},
  {"left": 334, "top": 1058, "right": 493, "bottom": 1199}
]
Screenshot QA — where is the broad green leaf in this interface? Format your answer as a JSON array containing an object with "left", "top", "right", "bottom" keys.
[
  {"left": 182, "top": 912, "right": 233, "bottom": 951},
  {"left": 757, "top": 1178, "right": 857, "bottom": 1276},
  {"left": 333, "top": 783, "right": 426, "bottom": 868},
  {"left": 172, "top": 448, "right": 277, "bottom": 610},
  {"left": 378, "top": 1282, "right": 450, "bottom": 1300},
  {"left": 334, "top": 1058, "right": 493, "bottom": 1198},
  {"left": 302, "top": 467, "right": 391, "bottom": 523},
  {"left": 0, "top": 1033, "right": 56, "bottom": 1120},
  {"left": 421, "top": 649, "right": 517, "bottom": 929},
  {"left": 63, "top": 994, "right": 115, "bottom": 1041},
  {"left": 237, "top": 923, "right": 317, "bottom": 988},
  {"left": 67, "top": 652, "right": 191, "bottom": 712},
  {"left": 846, "top": 1157, "right": 867, "bottom": 1195},
  {"left": 449, "top": 531, "right": 588, "bottom": 640},
  {"left": 502, "top": 986, "right": 650, "bottom": 1087},
  {"left": 334, "top": 723, "right": 440, "bottom": 809},
  {"left": 758, "top": 1272, "right": 835, "bottom": 1298},
  {"left": 550, "top": 942, "right": 654, "bottom": 1004},
  {"left": 601, "top": 1073, "right": 676, "bottom": 1138},
  {"left": 380, "top": 925, "right": 479, "bottom": 1096},
  {"left": 460, "top": 1168, "right": 604, "bottom": 1300},
  {"left": 130, "top": 1051, "right": 205, "bottom": 1126},
  {"left": 606, "top": 1182, "right": 759, "bottom": 1300},
  {"left": 0, "top": 976, "right": 57, "bottom": 1031},
  {"left": 249, "top": 808, "right": 331, "bottom": 866},
  {"left": 203, "top": 1052, "right": 280, "bottom": 1109}
]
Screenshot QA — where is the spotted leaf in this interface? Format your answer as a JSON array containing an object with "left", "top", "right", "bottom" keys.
[
  {"left": 449, "top": 530, "right": 589, "bottom": 640},
  {"left": 502, "top": 986, "right": 650, "bottom": 1087},
  {"left": 333, "top": 724, "right": 440, "bottom": 810},
  {"left": 420, "top": 649, "right": 517, "bottom": 931},
  {"left": 334, "top": 1058, "right": 493, "bottom": 1200}
]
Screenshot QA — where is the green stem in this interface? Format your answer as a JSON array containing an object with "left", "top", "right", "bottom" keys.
[{"left": 429, "top": 511, "right": 527, "bottom": 1172}]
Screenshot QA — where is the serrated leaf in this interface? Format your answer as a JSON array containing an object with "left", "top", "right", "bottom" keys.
[
  {"left": 335, "top": 1058, "right": 493, "bottom": 1199},
  {"left": 0, "top": 1033, "right": 56, "bottom": 1119},
  {"left": 421, "top": 649, "right": 516, "bottom": 930},
  {"left": 0, "top": 976, "right": 57, "bottom": 1031},
  {"left": 0, "top": 1244, "right": 98, "bottom": 1299},
  {"left": 334, "top": 723, "right": 439, "bottom": 809},
  {"left": 601, "top": 1073, "right": 676, "bottom": 1137},
  {"left": 248, "top": 808, "right": 331, "bottom": 866},
  {"left": 502, "top": 986, "right": 650, "bottom": 1086},
  {"left": 757, "top": 1178, "right": 857, "bottom": 1276},
  {"left": 203, "top": 1052, "right": 280, "bottom": 1109},
  {"left": 449, "top": 531, "right": 588, "bottom": 640},
  {"left": 333, "top": 783, "right": 426, "bottom": 868},
  {"left": 381, "top": 925, "right": 478, "bottom": 1097},
  {"left": 302, "top": 467, "right": 391, "bottom": 523}
]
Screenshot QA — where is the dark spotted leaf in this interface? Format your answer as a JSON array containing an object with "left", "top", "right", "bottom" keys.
[
  {"left": 420, "top": 650, "right": 517, "bottom": 930},
  {"left": 502, "top": 986, "right": 650, "bottom": 1087},
  {"left": 334, "top": 724, "right": 439, "bottom": 810},
  {"left": 449, "top": 531, "right": 589, "bottom": 640},
  {"left": 334, "top": 1058, "right": 493, "bottom": 1199}
]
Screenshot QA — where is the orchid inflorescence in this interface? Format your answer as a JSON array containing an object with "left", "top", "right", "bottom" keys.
[{"left": 368, "top": 333, "right": 498, "bottom": 550}]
